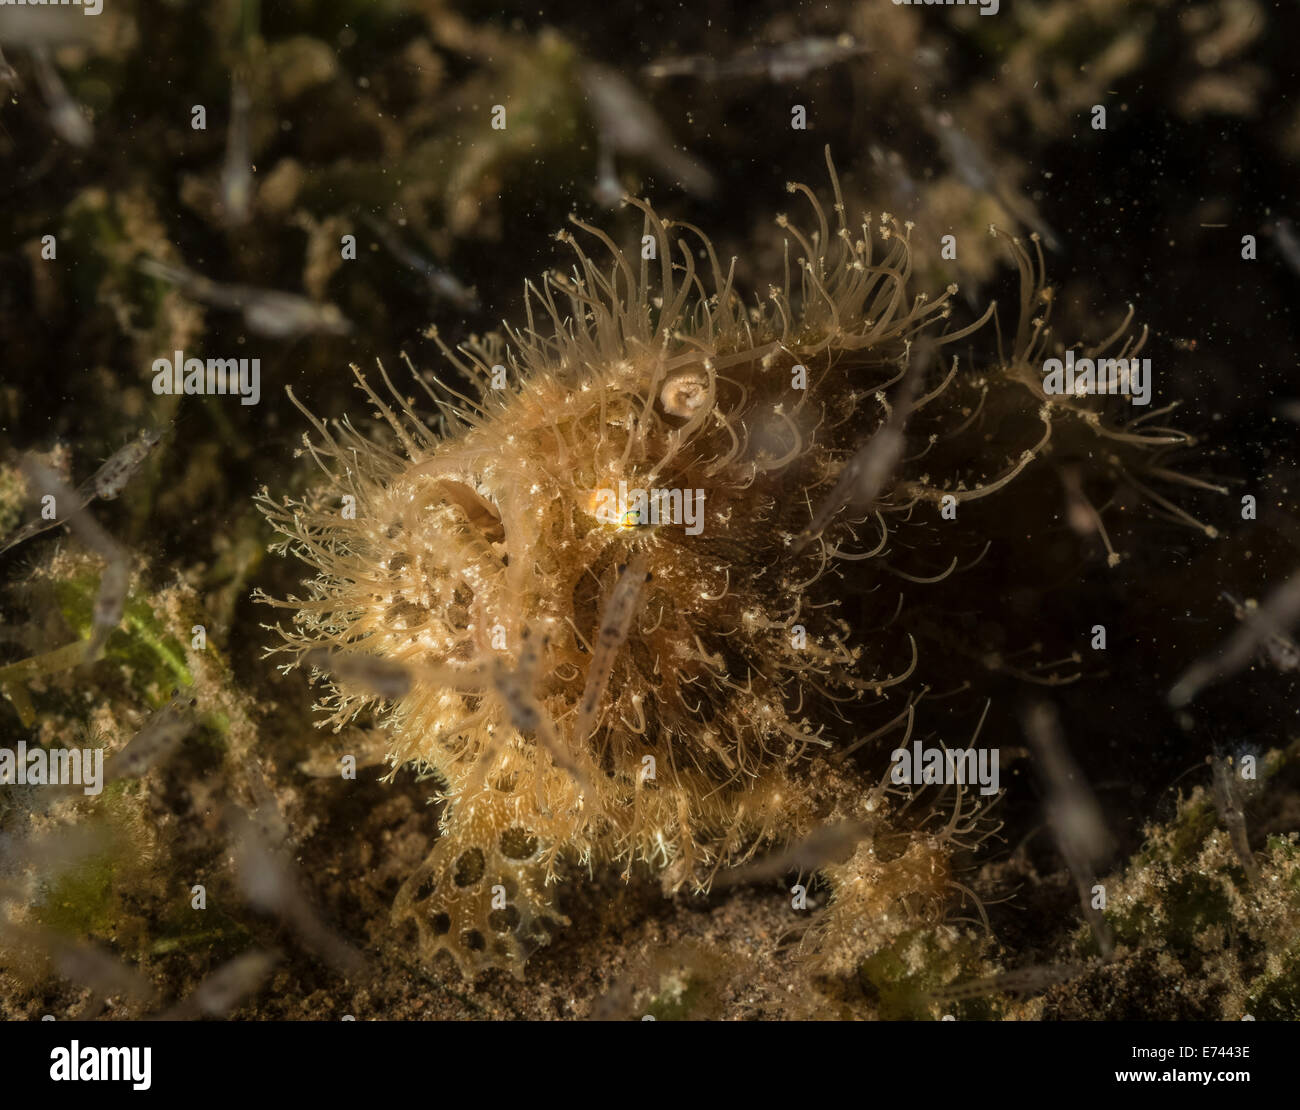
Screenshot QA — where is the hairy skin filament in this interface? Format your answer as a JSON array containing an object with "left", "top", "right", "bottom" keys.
[{"left": 256, "top": 150, "right": 1211, "bottom": 980}]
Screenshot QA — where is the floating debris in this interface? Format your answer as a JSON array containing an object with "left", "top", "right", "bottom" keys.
[
  {"left": 89, "top": 426, "right": 168, "bottom": 502},
  {"left": 304, "top": 648, "right": 414, "bottom": 701},
  {"left": 574, "top": 556, "right": 650, "bottom": 744},
  {"left": 1211, "top": 754, "right": 1260, "bottom": 885},
  {"left": 363, "top": 214, "right": 479, "bottom": 310},
  {"left": 30, "top": 45, "right": 91, "bottom": 148},
  {"left": 139, "top": 258, "right": 353, "bottom": 339},
  {"left": 104, "top": 697, "right": 194, "bottom": 785},
  {"left": 644, "top": 35, "right": 868, "bottom": 83},
  {"left": 1, "top": 426, "right": 165, "bottom": 555},
  {"left": 17, "top": 456, "right": 129, "bottom": 661},
  {"left": 1169, "top": 572, "right": 1300, "bottom": 706},
  {"left": 228, "top": 805, "right": 366, "bottom": 978},
  {"left": 492, "top": 627, "right": 594, "bottom": 796},
  {"left": 0, "top": 43, "right": 19, "bottom": 91},
  {"left": 1274, "top": 217, "right": 1300, "bottom": 276},
  {"left": 50, "top": 937, "right": 157, "bottom": 1006},
  {"left": 716, "top": 819, "right": 872, "bottom": 887},
  {"left": 297, "top": 730, "right": 392, "bottom": 778},
  {"left": 928, "top": 960, "right": 1094, "bottom": 1004},
  {"left": 792, "top": 343, "right": 931, "bottom": 554},
  {"left": 218, "top": 76, "right": 253, "bottom": 227},
  {"left": 1023, "top": 702, "right": 1114, "bottom": 958},
  {"left": 1220, "top": 591, "right": 1300, "bottom": 673},
  {"left": 924, "top": 107, "right": 1060, "bottom": 252},
  {"left": 0, "top": 825, "right": 104, "bottom": 890},
  {"left": 158, "top": 950, "right": 280, "bottom": 1020},
  {"left": 579, "top": 63, "right": 715, "bottom": 202}
]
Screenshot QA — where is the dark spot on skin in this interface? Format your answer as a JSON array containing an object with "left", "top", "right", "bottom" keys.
[
  {"left": 489, "top": 905, "right": 521, "bottom": 932},
  {"left": 500, "top": 827, "right": 539, "bottom": 860},
  {"left": 453, "top": 847, "right": 485, "bottom": 887}
]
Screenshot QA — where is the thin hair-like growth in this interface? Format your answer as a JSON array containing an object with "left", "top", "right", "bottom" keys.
[{"left": 257, "top": 149, "right": 1214, "bottom": 979}]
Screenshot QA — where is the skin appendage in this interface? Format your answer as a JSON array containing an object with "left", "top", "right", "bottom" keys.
[{"left": 256, "top": 150, "right": 1208, "bottom": 980}]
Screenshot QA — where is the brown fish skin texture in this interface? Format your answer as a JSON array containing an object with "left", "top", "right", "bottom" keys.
[{"left": 257, "top": 154, "right": 1211, "bottom": 980}]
